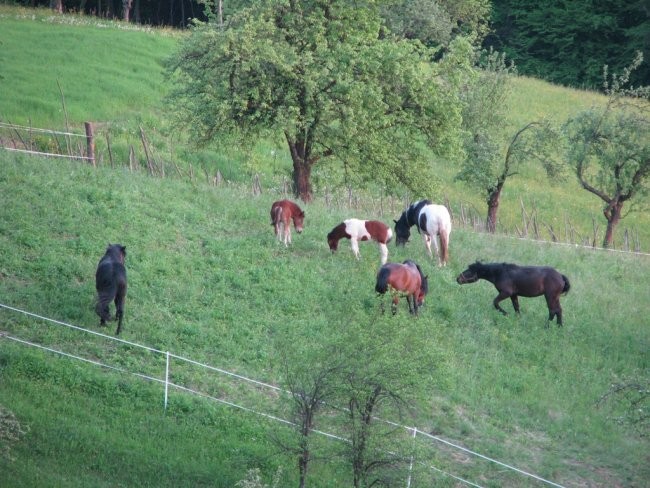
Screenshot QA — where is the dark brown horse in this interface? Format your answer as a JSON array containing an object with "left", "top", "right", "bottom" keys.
[
  {"left": 456, "top": 261, "right": 570, "bottom": 326},
  {"left": 271, "top": 199, "right": 305, "bottom": 246},
  {"left": 95, "top": 244, "right": 127, "bottom": 335},
  {"left": 375, "top": 260, "right": 429, "bottom": 315}
]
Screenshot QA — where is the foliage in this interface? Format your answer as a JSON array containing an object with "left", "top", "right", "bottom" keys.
[
  {"left": 563, "top": 52, "right": 650, "bottom": 247},
  {"left": 166, "top": 0, "right": 473, "bottom": 200},
  {"left": 597, "top": 376, "right": 649, "bottom": 437},
  {"left": 486, "top": 0, "right": 650, "bottom": 88},
  {"left": 380, "top": 0, "right": 491, "bottom": 48}
]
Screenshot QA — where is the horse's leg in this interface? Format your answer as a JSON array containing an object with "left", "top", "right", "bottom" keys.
[
  {"left": 422, "top": 234, "right": 433, "bottom": 259},
  {"left": 493, "top": 291, "right": 510, "bottom": 315},
  {"left": 545, "top": 293, "right": 563, "bottom": 327},
  {"left": 114, "top": 286, "right": 125, "bottom": 335},
  {"left": 510, "top": 295, "right": 521, "bottom": 315},
  {"left": 378, "top": 243, "right": 388, "bottom": 265},
  {"left": 391, "top": 295, "right": 398, "bottom": 315},
  {"left": 284, "top": 222, "right": 291, "bottom": 246},
  {"left": 406, "top": 295, "right": 414, "bottom": 314},
  {"left": 430, "top": 235, "right": 441, "bottom": 266},
  {"left": 351, "top": 238, "right": 360, "bottom": 259},
  {"left": 96, "top": 289, "right": 115, "bottom": 326}
]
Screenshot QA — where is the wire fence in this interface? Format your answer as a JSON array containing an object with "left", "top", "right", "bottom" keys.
[{"left": 0, "top": 302, "right": 566, "bottom": 488}]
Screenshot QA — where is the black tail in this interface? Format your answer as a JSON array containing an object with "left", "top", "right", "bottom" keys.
[
  {"left": 375, "top": 267, "right": 390, "bottom": 294},
  {"left": 561, "top": 274, "right": 570, "bottom": 294}
]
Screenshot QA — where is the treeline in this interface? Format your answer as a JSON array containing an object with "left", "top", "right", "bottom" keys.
[
  {"left": 486, "top": 0, "right": 649, "bottom": 87},
  {"left": 5, "top": 0, "right": 649, "bottom": 87}
]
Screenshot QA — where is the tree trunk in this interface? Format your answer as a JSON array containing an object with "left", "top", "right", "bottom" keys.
[
  {"left": 50, "top": 0, "right": 63, "bottom": 13},
  {"left": 486, "top": 187, "right": 502, "bottom": 233},
  {"left": 603, "top": 200, "right": 623, "bottom": 248},
  {"left": 123, "top": 0, "right": 133, "bottom": 21},
  {"left": 287, "top": 137, "right": 314, "bottom": 202}
]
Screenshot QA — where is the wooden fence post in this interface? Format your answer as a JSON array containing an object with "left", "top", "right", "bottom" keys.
[{"left": 84, "top": 122, "right": 95, "bottom": 167}]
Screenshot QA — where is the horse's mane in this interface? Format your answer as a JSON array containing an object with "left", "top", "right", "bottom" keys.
[
  {"left": 403, "top": 260, "right": 428, "bottom": 293},
  {"left": 327, "top": 222, "right": 347, "bottom": 240}
]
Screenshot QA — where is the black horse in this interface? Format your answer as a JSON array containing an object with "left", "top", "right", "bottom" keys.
[
  {"left": 95, "top": 244, "right": 127, "bottom": 335},
  {"left": 457, "top": 261, "right": 570, "bottom": 327}
]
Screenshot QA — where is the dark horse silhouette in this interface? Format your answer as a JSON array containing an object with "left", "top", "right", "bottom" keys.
[
  {"left": 375, "top": 260, "right": 429, "bottom": 315},
  {"left": 95, "top": 244, "right": 127, "bottom": 335},
  {"left": 456, "top": 261, "right": 570, "bottom": 327}
]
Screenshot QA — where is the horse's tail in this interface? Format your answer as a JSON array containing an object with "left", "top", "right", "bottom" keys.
[
  {"left": 271, "top": 205, "right": 282, "bottom": 226},
  {"left": 561, "top": 274, "right": 570, "bottom": 295},
  {"left": 375, "top": 267, "right": 390, "bottom": 294},
  {"left": 439, "top": 228, "right": 450, "bottom": 265}
]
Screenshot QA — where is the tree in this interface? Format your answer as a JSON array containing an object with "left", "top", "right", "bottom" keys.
[
  {"left": 167, "top": 0, "right": 472, "bottom": 201},
  {"left": 457, "top": 49, "right": 561, "bottom": 232},
  {"left": 563, "top": 53, "right": 650, "bottom": 248}
]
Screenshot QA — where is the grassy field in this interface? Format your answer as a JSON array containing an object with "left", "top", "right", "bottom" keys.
[
  {"left": 0, "top": 5, "right": 649, "bottom": 487},
  {"left": 1, "top": 152, "right": 648, "bottom": 487}
]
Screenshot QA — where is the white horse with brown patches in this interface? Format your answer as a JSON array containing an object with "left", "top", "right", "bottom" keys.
[{"left": 327, "top": 219, "right": 393, "bottom": 264}]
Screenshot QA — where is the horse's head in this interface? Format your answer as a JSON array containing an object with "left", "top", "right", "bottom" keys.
[
  {"left": 393, "top": 213, "right": 411, "bottom": 246},
  {"left": 417, "top": 273, "right": 429, "bottom": 306},
  {"left": 456, "top": 262, "right": 480, "bottom": 285},
  {"left": 326, "top": 232, "right": 338, "bottom": 252},
  {"left": 106, "top": 243, "right": 127, "bottom": 264},
  {"left": 293, "top": 211, "right": 305, "bottom": 234}
]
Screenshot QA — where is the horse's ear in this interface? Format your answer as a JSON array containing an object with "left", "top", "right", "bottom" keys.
[
  {"left": 393, "top": 219, "right": 398, "bottom": 224},
  {"left": 121, "top": 246, "right": 127, "bottom": 255}
]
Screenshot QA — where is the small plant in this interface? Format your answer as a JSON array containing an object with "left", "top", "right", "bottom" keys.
[
  {"left": 0, "top": 405, "right": 29, "bottom": 462},
  {"left": 235, "top": 467, "right": 283, "bottom": 488}
]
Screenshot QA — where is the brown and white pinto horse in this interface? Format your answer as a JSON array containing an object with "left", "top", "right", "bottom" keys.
[
  {"left": 375, "top": 260, "right": 429, "bottom": 315},
  {"left": 327, "top": 219, "right": 393, "bottom": 264},
  {"left": 270, "top": 199, "right": 305, "bottom": 246}
]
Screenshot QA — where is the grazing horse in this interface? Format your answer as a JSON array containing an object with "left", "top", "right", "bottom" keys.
[
  {"left": 394, "top": 201, "right": 451, "bottom": 266},
  {"left": 375, "top": 260, "right": 429, "bottom": 315},
  {"left": 327, "top": 219, "right": 393, "bottom": 264},
  {"left": 271, "top": 199, "right": 305, "bottom": 246},
  {"left": 456, "top": 261, "right": 570, "bottom": 327},
  {"left": 95, "top": 244, "right": 127, "bottom": 335}
]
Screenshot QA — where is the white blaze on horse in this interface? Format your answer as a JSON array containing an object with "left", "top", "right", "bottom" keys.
[
  {"left": 394, "top": 200, "right": 452, "bottom": 266},
  {"left": 327, "top": 219, "right": 393, "bottom": 264},
  {"left": 270, "top": 199, "right": 305, "bottom": 246}
]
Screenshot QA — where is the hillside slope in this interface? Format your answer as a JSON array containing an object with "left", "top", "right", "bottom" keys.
[{"left": 0, "top": 152, "right": 648, "bottom": 486}]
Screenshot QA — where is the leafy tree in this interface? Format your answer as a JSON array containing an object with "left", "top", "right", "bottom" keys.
[
  {"left": 167, "top": 0, "right": 472, "bottom": 201},
  {"left": 457, "top": 49, "right": 561, "bottom": 232},
  {"left": 333, "top": 316, "right": 444, "bottom": 487},
  {"left": 381, "top": 0, "right": 491, "bottom": 48},
  {"left": 563, "top": 53, "right": 650, "bottom": 248}
]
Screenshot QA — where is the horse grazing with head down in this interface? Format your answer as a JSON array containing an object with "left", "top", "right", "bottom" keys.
[
  {"left": 456, "top": 261, "right": 570, "bottom": 327},
  {"left": 95, "top": 244, "right": 127, "bottom": 335},
  {"left": 327, "top": 219, "right": 393, "bottom": 264},
  {"left": 394, "top": 200, "right": 451, "bottom": 266},
  {"left": 375, "top": 260, "right": 429, "bottom": 315},
  {"left": 271, "top": 199, "right": 305, "bottom": 246}
]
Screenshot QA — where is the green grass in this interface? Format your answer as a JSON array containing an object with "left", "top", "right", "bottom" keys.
[
  {"left": 0, "top": 6, "right": 649, "bottom": 487},
  {"left": 0, "top": 152, "right": 648, "bottom": 486}
]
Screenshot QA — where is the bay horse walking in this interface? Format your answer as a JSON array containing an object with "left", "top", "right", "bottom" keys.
[
  {"left": 456, "top": 261, "right": 570, "bottom": 327},
  {"left": 394, "top": 201, "right": 452, "bottom": 266},
  {"left": 95, "top": 244, "right": 127, "bottom": 335},
  {"left": 271, "top": 199, "right": 305, "bottom": 246},
  {"left": 327, "top": 219, "right": 393, "bottom": 264},
  {"left": 375, "top": 260, "right": 429, "bottom": 315}
]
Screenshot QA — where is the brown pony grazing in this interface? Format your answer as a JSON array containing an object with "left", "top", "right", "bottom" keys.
[
  {"left": 95, "top": 244, "right": 127, "bottom": 335},
  {"left": 271, "top": 199, "right": 305, "bottom": 246},
  {"left": 375, "top": 260, "right": 429, "bottom": 315},
  {"left": 456, "top": 261, "right": 570, "bottom": 327},
  {"left": 327, "top": 218, "right": 393, "bottom": 264}
]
